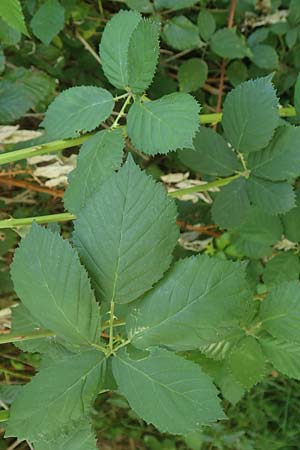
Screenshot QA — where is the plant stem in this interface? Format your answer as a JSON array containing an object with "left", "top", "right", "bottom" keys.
[
  {"left": 0, "top": 174, "right": 242, "bottom": 229},
  {"left": 0, "top": 107, "right": 296, "bottom": 167},
  {"left": 111, "top": 95, "right": 132, "bottom": 129},
  {"left": 0, "top": 329, "right": 55, "bottom": 344},
  {"left": 108, "top": 300, "right": 115, "bottom": 355},
  {"left": 0, "top": 212, "right": 75, "bottom": 229},
  {"left": 168, "top": 174, "right": 241, "bottom": 198},
  {"left": 0, "top": 409, "right": 9, "bottom": 422}
]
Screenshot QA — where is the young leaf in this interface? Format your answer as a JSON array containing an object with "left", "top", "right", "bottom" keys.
[
  {"left": 99, "top": 10, "right": 141, "bottom": 89},
  {"left": 128, "top": 254, "right": 250, "bottom": 351},
  {"left": 211, "top": 29, "right": 251, "bottom": 59},
  {"left": 0, "top": 0, "right": 28, "bottom": 35},
  {"left": 226, "top": 336, "right": 266, "bottom": 390},
  {"left": 246, "top": 176, "right": 295, "bottom": 215},
  {"left": 6, "top": 351, "right": 106, "bottom": 441},
  {"left": 178, "top": 58, "right": 208, "bottom": 93},
  {"left": 263, "top": 252, "right": 300, "bottom": 288},
  {"left": 248, "top": 126, "right": 300, "bottom": 181},
  {"left": 11, "top": 224, "right": 101, "bottom": 347},
  {"left": 42, "top": 86, "right": 114, "bottom": 139},
  {"left": 259, "top": 281, "right": 300, "bottom": 343},
  {"left": 34, "top": 421, "right": 97, "bottom": 450},
  {"left": 211, "top": 178, "right": 251, "bottom": 229},
  {"left": 222, "top": 76, "right": 279, "bottom": 153},
  {"left": 127, "top": 19, "right": 160, "bottom": 94},
  {"left": 112, "top": 347, "right": 225, "bottom": 434},
  {"left": 260, "top": 335, "right": 300, "bottom": 380},
  {"left": 30, "top": 0, "right": 65, "bottom": 45},
  {"left": 127, "top": 93, "right": 200, "bottom": 154},
  {"left": 64, "top": 129, "right": 124, "bottom": 214},
  {"left": 73, "top": 157, "right": 179, "bottom": 305},
  {"left": 178, "top": 127, "right": 242, "bottom": 176},
  {"left": 162, "top": 16, "right": 202, "bottom": 51},
  {"left": 197, "top": 10, "right": 216, "bottom": 42}
]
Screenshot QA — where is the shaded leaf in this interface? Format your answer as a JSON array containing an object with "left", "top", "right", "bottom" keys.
[
  {"left": 30, "top": 0, "right": 65, "bottom": 45},
  {"left": 197, "top": 10, "right": 216, "bottom": 41},
  {"left": 178, "top": 58, "right": 208, "bottom": 92},
  {"left": 211, "top": 29, "right": 251, "bottom": 59},
  {"left": 163, "top": 16, "right": 202, "bottom": 51},
  {"left": 260, "top": 335, "right": 300, "bottom": 380}
]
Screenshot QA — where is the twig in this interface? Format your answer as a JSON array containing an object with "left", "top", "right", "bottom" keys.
[
  {"left": 76, "top": 31, "right": 101, "bottom": 65},
  {"left": 0, "top": 177, "right": 64, "bottom": 198}
]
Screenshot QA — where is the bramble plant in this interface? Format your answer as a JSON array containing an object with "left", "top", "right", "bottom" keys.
[{"left": 2, "top": 4, "right": 300, "bottom": 450}]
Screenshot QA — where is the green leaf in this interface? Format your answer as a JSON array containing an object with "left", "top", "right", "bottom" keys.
[
  {"left": 226, "top": 336, "right": 266, "bottom": 390},
  {"left": 282, "top": 206, "right": 300, "bottom": 242},
  {"left": 99, "top": 10, "right": 141, "bottom": 89},
  {"left": 260, "top": 335, "right": 300, "bottom": 380},
  {"left": 248, "top": 126, "right": 300, "bottom": 181},
  {"left": 227, "top": 61, "right": 248, "bottom": 87},
  {"left": 162, "top": 16, "right": 202, "bottom": 51},
  {"left": 127, "top": 19, "right": 160, "bottom": 94},
  {"left": 112, "top": 347, "right": 225, "bottom": 434},
  {"left": 6, "top": 351, "right": 106, "bottom": 441},
  {"left": 64, "top": 129, "right": 124, "bottom": 214},
  {"left": 259, "top": 281, "right": 300, "bottom": 343},
  {"left": 11, "top": 224, "right": 101, "bottom": 347},
  {"left": 211, "top": 178, "right": 251, "bottom": 229},
  {"left": 42, "top": 86, "right": 114, "bottom": 139},
  {"left": 0, "top": 18, "right": 21, "bottom": 45},
  {"left": 154, "top": 0, "right": 198, "bottom": 10},
  {"left": 263, "top": 252, "right": 300, "bottom": 288},
  {"left": 178, "top": 58, "right": 208, "bottom": 92},
  {"left": 211, "top": 29, "right": 251, "bottom": 59},
  {"left": 34, "top": 422, "right": 97, "bottom": 450},
  {"left": 197, "top": 10, "right": 216, "bottom": 42},
  {"left": 288, "top": 0, "right": 300, "bottom": 26},
  {"left": 234, "top": 206, "right": 283, "bottom": 245},
  {"left": 124, "top": 0, "right": 153, "bottom": 13},
  {"left": 295, "top": 73, "right": 300, "bottom": 118},
  {"left": 0, "top": 80, "right": 32, "bottom": 123},
  {"left": 73, "top": 157, "right": 179, "bottom": 305},
  {"left": 128, "top": 254, "right": 250, "bottom": 351},
  {"left": 178, "top": 127, "right": 242, "bottom": 176},
  {"left": 0, "top": 0, "right": 28, "bottom": 35},
  {"left": 127, "top": 93, "right": 200, "bottom": 155},
  {"left": 222, "top": 76, "right": 279, "bottom": 153},
  {"left": 250, "top": 44, "right": 278, "bottom": 70},
  {"left": 246, "top": 176, "right": 295, "bottom": 215},
  {"left": 30, "top": 0, "right": 65, "bottom": 45}
]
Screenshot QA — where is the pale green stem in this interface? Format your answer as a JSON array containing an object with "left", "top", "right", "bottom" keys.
[
  {"left": 0, "top": 106, "right": 296, "bottom": 166},
  {"left": 0, "top": 410, "right": 9, "bottom": 422},
  {"left": 168, "top": 174, "right": 241, "bottom": 198},
  {"left": 111, "top": 95, "right": 132, "bottom": 129},
  {"left": 108, "top": 300, "right": 115, "bottom": 355}
]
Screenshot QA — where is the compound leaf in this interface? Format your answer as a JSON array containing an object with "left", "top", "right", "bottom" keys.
[
  {"left": 162, "top": 16, "right": 202, "bottom": 50},
  {"left": 30, "top": 0, "right": 65, "bottom": 45},
  {"left": 73, "top": 157, "right": 179, "bottom": 305},
  {"left": 246, "top": 176, "right": 295, "bottom": 215},
  {"left": 211, "top": 178, "right": 251, "bottom": 229},
  {"left": 227, "top": 337, "right": 266, "bottom": 390},
  {"left": 127, "top": 93, "right": 200, "bottom": 154},
  {"left": 222, "top": 76, "right": 279, "bottom": 153},
  {"left": 259, "top": 281, "right": 300, "bottom": 343},
  {"left": 11, "top": 224, "right": 101, "bottom": 347},
  {"left": 260, "top": 335, "right": 300, "bottom": 380},
  {"left": 99, "top": 10, "right": 141, "bottom": 89},
  {"left": 112, "top": 347, "right": 225, "bottom": 435},
  {"left": 42, "top": 86, "right": 114, "bottom": 139},
  {"left": 64, "top": 129, "right": 124, "bottom": 214},
  {"left": 6, "top": 351, "right": 105, "bottom": 441},
  {"left": 128, "top": 254, "right": 250, "bottom": 351},
  {"left": 248, "top": 126, "right": 300, "bottom": 181},
  {"left": 0, "top": 0, "right": 28, "bottom": 35},
  {"left": 178, "top": 127, "right": 242, "bottom": 176},
  {"left": 211, "top": 29, "right": 251, "bottom": 59},
  {"left": 128, "top": 19, "right": 160, "bottom": 94}
]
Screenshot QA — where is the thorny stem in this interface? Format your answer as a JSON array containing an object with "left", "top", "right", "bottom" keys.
[{"left": 0, "top": 107, "right": 296, "bottom": 167}]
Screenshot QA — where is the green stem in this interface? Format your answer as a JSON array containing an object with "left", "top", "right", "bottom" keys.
[
  {"left": 0, "top": 410, "right": 10, "bottom": 422},
  {"left": 0, "top": 175, "right": 241, "bottom": 229},
  {"left": 111, "top": 95, "right": 131, "bottom": 129},
  {"left": 108, "top": 301, "right": 115, "bottom": 355},
  {"left": 0, "top": 367, "right": 31, "bottom": 381},
  {"left": 0, "top": 106, "right": 296, "bottom": 167},
  {"left": 0, "top": 212, "right": 75, "bottom": 229},
  {"left": 168, "top": 174, "right": 241, "bottom": 198},
  {"left": 0, "top": 135, "right": 91, "bottom": 166},
  {"left": 0, "top": 329, "right": 55, "bottom": 345}
]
